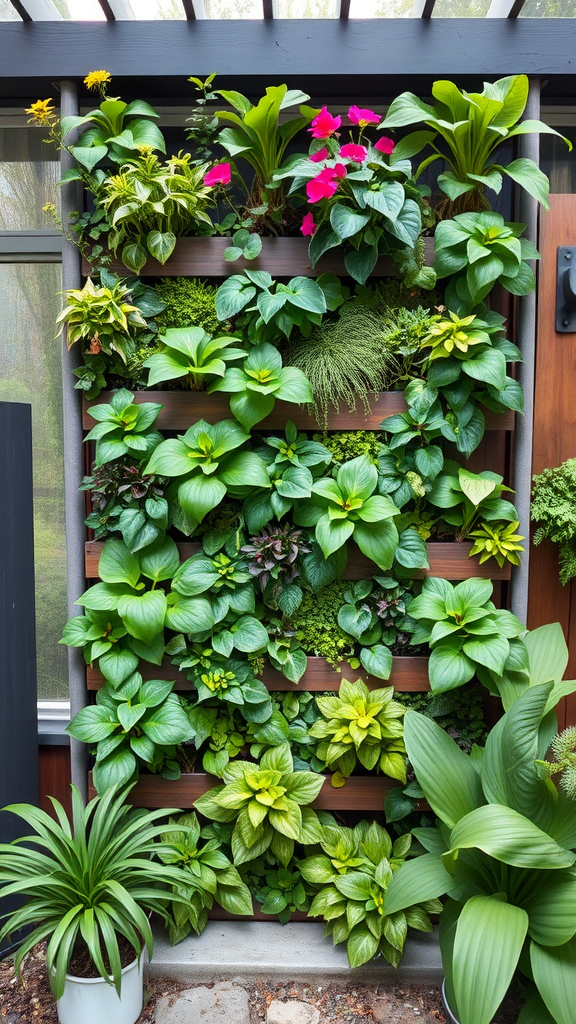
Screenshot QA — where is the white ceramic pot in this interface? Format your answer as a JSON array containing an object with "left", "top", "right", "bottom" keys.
[
  {"left": 56, "top": 956, "right": 143, "bottom": 1024},
  {"left": 442, "top": 980, "right": 460, "bottom": 1024}
]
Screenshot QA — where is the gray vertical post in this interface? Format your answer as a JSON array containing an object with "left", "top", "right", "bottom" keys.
[
  {"left": 0, "top": 402, "right": 39, "bottom": 952},
  {"left": 510, "top": 78, "right": 541, "bottom": 625},
  {"left": 59, "top": 79, "right": 88, "bottom": 797}
]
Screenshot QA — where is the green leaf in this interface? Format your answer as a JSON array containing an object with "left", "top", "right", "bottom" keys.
[
  {"left": 147, "top": 230, "right": 176, "bottom": 264},
  {"left": 353, "top": 520, "right": 399, "bottom": 571},
  {"left": 428, "top": 645, "right": 476, "bottom": 692},
  {"left": 283, "top": 771, "right": 324, "bottom": 805},
  {"left": 404, "top": 711, "right": 484, "bottom": 828},
  {"left": 70, "top": 144, "right": 108, "bottom": 171},
  {"left": 329, "top": 203, "right": 370, "bottom": 240},
  {"left": 139, "top": 535, "right": 180, "bottom": 583},
  {"left": 67, "top": 705, "right": 116, "bottom": 743},
  {"left": 117, "top": 590, "right": 167, "bottom": 644},
  {"left": 524, "top": 622, "right": 568, "bottom": 686},
  {"left": 503, "top": 157, "right": 550, "bottom": 209},
  {"left": 121, "top": 243, "right": 148, "bottom": 275},
  {"left": 344, "top": 244, "right": 378, "bottom": 286},
  {"left": 346, "top": 925, "right": 379, "bottom": 968},
  {"left": 360, "top": 645, "right": 393, "bottom": 681},
  {"left": 446, "top": 804, "right": 576, "bottom": 870},
  {"left": 523, "top": 870, "right": 576, "bottom": 946},
  {"left": 98, "top": 538, "right": 141, "bottom": 589},
  {"left": 530, "top": 937, "right": 576, "bottom": 1024},
  {"left": 453, "top": 896, "right": 528, "bottom": 1024},
  {"left": 178, "top": 474, "right": 227, "bottom": 523},
  {"left": 383, "top": 853, "right": 453, "bottom": 915},
  {"left": 458, "top": 468, "right": 496, "bottom": 506},
  {"left": 141, "top": 696, "right": 192, "bottom": 745},
  {"left": 98, "top": 647, "right": 139, "bottom": 687}
]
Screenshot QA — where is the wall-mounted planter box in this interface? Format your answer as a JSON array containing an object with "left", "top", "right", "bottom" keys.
[
  {"left": 86, "top": 654, "right": 430, "bottom": 692},
  {"left": 89, "top": 770, "right": 421, "bottom": 813},
  {"left": 85, "top": 538, "right": 511, "bottom": 582},
  {"left": 82, "top": 235, "right": 435, "bottom": 280},
  {"left": 83, "top": 391, "right": 514, "bottom": 434}
]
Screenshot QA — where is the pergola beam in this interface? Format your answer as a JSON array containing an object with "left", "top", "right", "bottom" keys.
[
  {"left": 412, "top": 0, "right": 436, "bottom": 17},
  {"left": 486, "top": 0, "right": 528, "bottom": 17},
  {"left": 97, "top": 0, "right": 136, "bottom": 18},
  {"left": 181, "top": 0, "right": 197, "bottom": 18}
]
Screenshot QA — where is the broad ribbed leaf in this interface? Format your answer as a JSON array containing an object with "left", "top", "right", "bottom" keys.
[
  {"left": 453, "top": 896, "right": 528, "bottom": 1024},
  {"left": 531, "top": 937, "right": 576, "bottom": 1024},
  {"left": 405, "top": 711, "right": 484, "bottom": 828},
  {"left": 383, "top": 853, "right": 453, "bottom": 914},
  {"left": 446, "top": 804, "right": 576, "bottom": 870},
  {"left": 522, "top": 869, "right": 576, "bottom": 946}
]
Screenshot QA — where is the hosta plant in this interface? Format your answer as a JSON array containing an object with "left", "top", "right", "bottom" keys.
[
  {"left": 406, "top": 577, "right": 524, "bottom": 694},
  {"left": 67, "top": 673, "right": 193, "bottom": 792},
  {"left": 309, "top": 678, "right": 407, "bottom": 782},
  {"left": 143, "top": 326, "right": 246, "bottom": 389},
  {"left": 383, "top": 678, "right": 576, "bottom": 1024},
  {"left": 0, "top": 786, "right": 187, "bottom": 1000},
  {"left": 56, "top": 275, "right": 148, "bottom": 363},
  {"left": 84, "top": 388, "right": 163, "bottom": 467},
  {"left": 61, "top": 87, "right": 165, "bottom": 170},
  {"left": 294, "top": 454, "right": 400, "bottom": 571},
  {"left": 209, "top": 342, "right": 313, "bottom": 430},
  {"left": 158, "top": 812, "right": 253, "bottom": 943},
  {"left": 381, "top": 74, "right": 566, "bottom": 213},
  {"left": 145, "top": 418, "right": 270, "bottom": 531},
  {"left": 434, "top": 212, "right": 540, "bottom": 315},
  {"left": 170, "top": 549, "right": 254, "bottom": 620},
  {"left": 303, "top": 822, "right": 440, "bottom": 968},
  {"left": 194, "top": 742, "right": 324, "bottom": 866}
]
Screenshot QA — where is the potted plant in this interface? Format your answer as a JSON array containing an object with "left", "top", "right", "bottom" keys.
[
  {"left": 0, "top": 785, "right": 187, "bottom": 1024},
  {"left": 381, "top": 623, "right": 576, "bottom": 1024}
]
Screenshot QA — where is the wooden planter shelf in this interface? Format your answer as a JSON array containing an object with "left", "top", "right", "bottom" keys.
[
  {"left": 85, "top": 538, "right": 511, "bottom": 581},
  {"left": 82, "top": 235, "right": 435, "bottom": 280},
  {"left": 82, "top": 391, "right": 514, "bottom": 434},
  {"left": 89, "top": 770, "right": 422, "bottom": 812},
  {"left": 86, "top": 654, "right": 430, "bottom": 692}
]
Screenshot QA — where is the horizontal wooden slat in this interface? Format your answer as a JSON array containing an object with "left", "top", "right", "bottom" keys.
[
  {"left": 82, "top": 235, "right": 435, "bottom": 279},
  {"left": 98, "top": 771, "right": 419, "bottom": 812},
  {"left": 84, "top": 539, "right": 511, "bottom": 581},
  {"left": 83, "top": 391, "right": 514, "bottom": 433},
  {"left": 86, "top": 654, "right": 430, "bottom": 692}
]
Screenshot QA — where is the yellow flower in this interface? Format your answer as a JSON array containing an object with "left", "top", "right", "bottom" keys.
[
  {"left": 25, "top": 98, "right": 56, "bottom": 125},
  {"left": 84, "top": 70, "right": 112, "bottom": 93}
]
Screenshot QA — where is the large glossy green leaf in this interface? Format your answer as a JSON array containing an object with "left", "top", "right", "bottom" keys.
[
  {"left": 516, "top": 994, "right": 557, "bottom": 1024},
  {"left": 346, "top": 925, "right": 379, "bottom": 968},
  {"left": 428, "top": 645, "right": 476, "bottom": 693},
  {"left": 383, "top": 853, "right": 453, "bottom": 914},
  {"left": 178, "top": 474, "right": 227, "bottom": 523},
  {"left": 524, "top": 622, "right": 569, "bottom": 687},
  {"left": 446, "top": 804, "right": 576, "bottom": 870},
  {"left": 98, "top": 538, "right": 141, "bottom": 589},
  {"left": 522, "top": 869, "right": 576, "bottom": 946},
  {"left": 117, "top": 590, "right": 167, "bottom": 644},
  {"left": 353, "top": 520, "right": 399, "bottom": 571},
  {"left": 531, "top": 937, "right": 576, "bottom": 1024},
  {"left": 404, "top": 711, "right": 484, "bottom": 828},
  {"left": 453, "top": 896, "right": 528, "bottom": 1024}
]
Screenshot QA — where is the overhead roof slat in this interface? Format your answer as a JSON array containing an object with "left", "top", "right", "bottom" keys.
[
  {"left": 413, "top": 0, "right": 437, "bottom": 15},
  {"left": 98, "top": 0, "right": 136, "bottom": 16},
  {"left": 11, "top": 0, "right": 61, "bottom": 17},
  {"left": 181, "top": 0, "right": 196, "bottom": 17},
  {"left": 486, "top": 0, "right": 528, "bottom": 16}
]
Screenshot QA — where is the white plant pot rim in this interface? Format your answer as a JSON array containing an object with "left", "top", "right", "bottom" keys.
[
  {"left": 57, "top": 955, "right": 141, "bottom": 986},
  {"left": 441, "top": 979, "right": 460, "bottom": 1024}
]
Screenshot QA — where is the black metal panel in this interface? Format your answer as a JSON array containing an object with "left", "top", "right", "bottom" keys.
[
  {"left": 0, "top": 402, "right": 39, "bottom": 953},
  {"left": 0, "top": 20, "right": 576, "bottom": 83}
]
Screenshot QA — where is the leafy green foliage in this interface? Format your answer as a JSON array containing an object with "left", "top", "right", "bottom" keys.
[
  {"left": 428, "top": 461, "right": 519, "bottom": 542},
  {"left": 144, "top": 326, "right": 246, "bottom": 389},
  {"left": 84, "top": 388, "right": 163, "bottom": 467},
  {"left": 338, "top": 576, "right": 416, "bottom": 670},
  {"left": 216, "top": 270, "right": 341, "bottom": 344},
  {"left": 290, "top": 581, "right": 356, "bottom": 670},
  {"left": 302, "top": 821, "right": 439, "bottom": 967},
  {"left": 210, "top": 342, "right": 313, "bottom": 430},
  {"left": 181, "top": 700, "right": 246, "bottom": 776},
  {"left": 242, "top": 522, "right": 312, "bottom": 613},
  {"left": 67, "top": 673, "right": 193, "bottom": 791},
  {"left": 154, "top": 277, "right": 224, "bottom": 337},
  {"left": 310, "top": 678, "right": 407, "bottom": 781},
  {"left": 194, "top": 743, "right": 324, "bottom": 866},
  {"left": 56, "top": 274, "right": 148, "bottom": 364},
  {"left": 434, "top": 212, "right": 540, "bottom": 315},
  {"left": 62, "top": 95, "right": 165, "bottom": 170},
  {"left": 101, "top": 151, "right": 214, "bottom": 273},
  {"left": 384, "top": 675, "right": 576, "bottom": 1024},
  {"left": 242, "top": 855, "right": 314, "bottom": 923},
  {"left": 158, "top": 811, "right": 253, "bottom": 942},
  {"left": 82, "top": 461, "right": 168, "bottom": 552},
  {"left": 531, "top": 459, "right": 576, "bottom": 584},
  {"left": 406, "top": 577, "right": 524, "bottom": 694},
  {"left": 145, "top": 418, "right": 270, "bottom": 532},
  {"left": 316, "top": 430, "right": 383, "bottom": 466},
  {"left": 0, "top": 786, "right": 187, "bottom": 999},
  {"left": 537, "top": 726, "right": 576, "bottom": 801},
  {"left": 381, "top": 75, "right": 567, "bottom": 213},
  {"left": 469, "top": 520, "right": 524, "bottom": 569}
]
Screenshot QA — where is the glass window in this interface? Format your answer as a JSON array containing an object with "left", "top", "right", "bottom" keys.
[
  {"left": 52, "top": 0, "right": 106, "bottom": 18},
  {"left": 348, "top": 0, "right": 413, "bottom": 16},
  {"left": 275, "top": 0, "right": 339, "bottom": 14},
  {"left": 433, "top": 0, "right": 491, "bottom": 14},
  {"left": 0, "top": 128, "right": 61, "bottom": 230},
  {"left": 0, "top": 0, "right": 21, "bottom": 20},
  {"left": 202, "top": 0, "right": 262, "bottom": 15},
  {"left": 0, "top": 264, "right": 68, "bottom": 701},
  {"left": 540, "top": 124, "right": 576, "bottom": 192},
  {"left": 127, "top": 0, "right": 186, "bottom": 16},
  {"left": 520, "top": 0, "right": 575, "bottom": 15}
]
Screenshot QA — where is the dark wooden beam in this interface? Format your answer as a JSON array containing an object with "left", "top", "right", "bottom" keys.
[
  {"left": 8, "top": 0, "right": 29, "bottom": 20},
  {"left": 181, "top": 0, "right": 196, "bottom": 18},
  {"left": 413, "top": 0, "right": 436, "bottom": 16},
  {"left": 263, "top": 0, "right": 273, "bottom": 18}
]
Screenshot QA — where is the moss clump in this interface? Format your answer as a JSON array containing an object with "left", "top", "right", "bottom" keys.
[
  {"left": 291, "top": 582, "right": 354, "bottom": 669},
  {"left": 154, "top": 277, "right": 225, "bottom": 336},
  {"left": 374, "top": 277, "right": 440, "bottom": 313},
  {"left": 314, "top": 431, "right": 383, "bottom": 465},
  {"left": 531, "top": 458, "right": 576, "bottom": 585}
]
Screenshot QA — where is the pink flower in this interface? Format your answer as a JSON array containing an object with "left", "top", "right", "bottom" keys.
[
  {"left": 306, "top": 175, "right": 338, "bottom": 203},
  {"left": 375, "top": 136, "right": 395, "bottom": 155},
  {"left": 333, "top": 163, "right": 347, "bottom": 179},
  {"left": 348, "top": 105, "right": 380, "bottom": 127},
  {"left": 301, "top": 212, "right": 317, "bottom": 237},
  {"left": 203, "top": 162, "right": 231, "bottom": 186},
  {"left": 310, "top": 147, "right": 329, "bottom": 163},
  {"left": 309, "top": 106, "right": 342, "bottom": 139},
  {"left": 339, "top": 143, "right": 367, "bottom": 163}
]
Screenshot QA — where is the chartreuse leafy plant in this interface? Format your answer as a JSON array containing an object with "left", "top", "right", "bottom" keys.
[
  {"left": 157, "top": 812, "right": 253, "bottom": 943},
  {"left": 428, "top": 461, "right": 520, "bottom": 544},
  {"left": 209, "top": 342, "right": 313, "bottom": 430},
  {"left": 383, "top": 676, "right": 576, "bottom": 1024},
  {"left": 143, "top": 326, "right": 246, "bottom": 389},
  {"left": 56, "top": 275, "right": 148, "bottom": 363},
  {"left": 84, "top": 389, "right": 163, "bottom": 467},
  {"left": 74, "top": 535, "right": 215, "bottom": 657},
  {"left": 0, "top": 786, "right": 187, "bottom": 1001},
  {"left": 194, "top": 743, "right": 324, "bottom": 867},
  {"left": 294, "top": 454, "right": 400, "bottom": 571},
  {"left": 302, "top": 822, "right": 440, "bottom": 968},
  {"left": 468, "top": 520, "right": 524, "bottom": 570},
  {"left": 434, "top": 212, "right": 540, "bottom": 315},
  {"left": 406, "top": 577, "right": 523, "bottom": 694},
  {"left": 145, "top": 418, "right": 270, "bottom": 531},
  {"left": 67, "top": 673, "right": 193, "bottom": 792},
  {"left": 310, "top": 679, "right": 407, "bottom": 782},
  {"left": 381, "top": 75, "right": 567, "bottom": 213}
]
